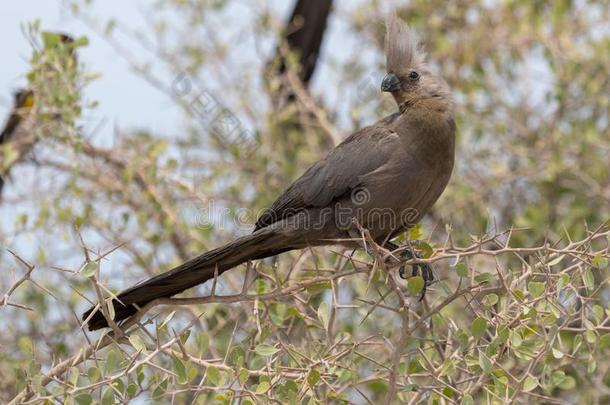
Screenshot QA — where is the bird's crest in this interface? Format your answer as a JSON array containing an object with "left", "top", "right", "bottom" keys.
[{"left": 385, "top": 15, "right": 425, "bottom": 75}]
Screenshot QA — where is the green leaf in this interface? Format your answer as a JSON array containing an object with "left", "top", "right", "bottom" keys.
[
  {"left": 592, "top": 305, "right": 604, "bottom": 324},
  {"left": 482, "top": 293, "right": 499, "bottom": 307},
  {"left": 80, "top": 261, "right": 99, "bottom": 277},
  {"left": 255, "top": 279, "right": 270, "bottom": 294},
  {"left": 338, "top": 370, "right": 352, "bottom": 384},
  {"left": 592, "top": 253, "right": 609, "bottom": 269},
  {"left": 583, "top": 270, "right": 595, "bottom": 290},
  {"left": 72, "top": 36, "right": 90, "bottom": 48},
  {"left": 113, "top": 379, "right": 125, "bottom": 395},
  {"left": 552, "top": 348, "right": 564, "bottom": 359},
  {"left": 522, "top": 376, "right": 538, "bottom": 392},
  {"left": 101, "top": 387, "right": 114, "bottom": 405},
  {"left": 496, "top": 325, "right": 509, "bottom": 343},
  {"left": 254, "top": 344, "right": 280, "bottom": 357},
  {"left": 478, "top": 350, "right": 492, "bottom": 374},
  {"left": 547, "top": 254, "right": 565, "bottom": 266},
  {"left": 18, "top": 336, "right": 34, "bottom": 357},
  {"left": 572, "top": 335, "right": 583, "bottom": 354},
  {"left": 128, "top": 335, "right": 147, "bottom": 354},
  {"left": 474, "top": 273, "right": 492, "bottom": 284},
  {"left": 270, "top": 303, "right": 287, "bottom": 325},
  {"left": 513, "top": 289, "right": 525, "bottom": 301},
  {"left": 307, "top": 369, "right": 320, "bottom": 386},
  {"left": 127, "top": 383, "right": 138, "bottom": 398},
  {"left": 551, "top": 370, "right": 566, "bottom": 387},
  {"left": 106, "top": 299, "right": 115, "bottom": 323},
  {"left": 229, "top": 346, "right": 246, "bottom": 367},
  {"left": 105, "top": 349, "right": 121, "bottom": 373},
  {"left": 455, "top": 262, "right": 468, "bottom": 278},
  {"left": 585, "top": 329, "right": 597, "bottom": 343},
  {"left": 136, "top": 365, "right": 145, "bottom": 385},
  {"left": 599, "top": 333, "right": 610, "bottom": 349},
  {"left": 255, "top": 381, "right": 270, "bottom": 394},
  {"left": 408, "top": 224, "right": 423, "bottom": 240},
  {"left": 87, "top": 367, "right": 101, "bottom": 383},
  {"left": 419, "top": 242, "right": 434, "bottom": 258},
  {"left": 558, "top": 376, "right": 576, "bottom": 390},
  {"left": 197, "top": 332, "right": 209, "bottom": 356},
  {"left": 367, "top": 379, "right": 388, "bottom": 394},
  {"left": 41, "top": 31, "right": 61, "bottom": 49},
  {"left": 471, "top": 317, "right": 487, "bottom": 340},
  {"left": 528, "top": 281, "right": 545, "bottom": 298},
  {"left": 159, "top": 311, "right": 176, "bottom": 329},
  {"left": 238, "top": 368, "right": 249, "bottom": 386},
  {"left": 439, "top": 359, "right": 456, "bottom": 378},
  {"left": 180, "top": 329, "right": 191, "bottom": 345},
  {"left": 408, "top": 358, "right": 424, "bottom": 373},
  {"left": 305, "top": 281, "right": 331, "bottom": 295},
  {"left": 511, "top": 330, "right": 523, "bottom": 347},
  {"left": 407, "top": 276, "right": 425, "bottom": 296},
  {"left": 69, "top": 366, "right": 79, "bottom": 386},
  {"left": 152, "top": 378, "right": 168, "bottom": 399},
  {"left": 206, "top": 366, "right": 220, "bottom": 386},
  {"left": 172, "top": 356, "right": 188, "bottom": 384},
  {"left": 557, "top": 273, "right": 570, "bottom": 288},
  {"left": 317, "top": 302, "right": 329, "bottom": 329},
  {"left": 75, "top": 394, "right": 93, "bottom": 405},
  {"left": 215, "top": 394, "right": 228, "bottom": 402}
]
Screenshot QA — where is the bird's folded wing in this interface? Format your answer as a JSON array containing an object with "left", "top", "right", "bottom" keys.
[{"left": 254, "top": 124, "right": 401, "bottom": 231}]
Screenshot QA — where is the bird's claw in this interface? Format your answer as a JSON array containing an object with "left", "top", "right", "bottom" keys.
[{"left": 398, "top": 250, "right": 434, "bottom": 301}]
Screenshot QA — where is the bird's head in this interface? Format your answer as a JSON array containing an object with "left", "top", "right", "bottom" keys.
[
  {"left": 13, "top": 89, "right": 34, "bottom": 110},
  {"left": 382, "top": 16, "right": 452, "bottom": 111},
  {"left": 58, "top": 33, "right": 74, "bottom": 44}
]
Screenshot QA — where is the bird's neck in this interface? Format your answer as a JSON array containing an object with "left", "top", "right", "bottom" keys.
[{"left": 398, "top": 95, "right": 453, "bottom": 115}]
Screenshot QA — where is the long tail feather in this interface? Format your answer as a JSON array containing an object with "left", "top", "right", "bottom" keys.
[{"left": 83, "top": 228, "right": 287, "bottom": 330}]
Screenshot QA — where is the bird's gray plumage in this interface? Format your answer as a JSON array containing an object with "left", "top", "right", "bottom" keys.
[{"left": 83, "top": 15, "right": 456, "bottom": 330}]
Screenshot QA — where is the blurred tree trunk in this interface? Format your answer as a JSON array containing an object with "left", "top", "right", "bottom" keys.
[
  {"left": 275, "top": 0, "right": 333, "bottom": 93},
  {"left": 256, "top": 0, "right": 337, "bottom": 213}
]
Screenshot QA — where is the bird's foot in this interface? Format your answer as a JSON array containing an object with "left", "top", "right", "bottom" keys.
[{"left": 397, "top": 250, "right": 434, "bottom": 301}]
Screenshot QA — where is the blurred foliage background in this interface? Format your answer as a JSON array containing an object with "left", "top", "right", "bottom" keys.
[{"left": 1, "top": 0, "right": 609, "bottom": 403}]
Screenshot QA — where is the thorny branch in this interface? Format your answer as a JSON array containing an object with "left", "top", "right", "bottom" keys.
[{"left": 7, "top": 225, "right": 610, "bottom": 403}]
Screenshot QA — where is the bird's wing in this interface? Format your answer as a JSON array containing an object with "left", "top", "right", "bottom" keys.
[
  {"left": 0, "top": 114, "right": 23, "bottom": 144},
  {"left": 0, "top": 90, "right": 34, "bottom": 144},
  {"left": 254, "top": 121, "right": 401, "bottom": 231}
]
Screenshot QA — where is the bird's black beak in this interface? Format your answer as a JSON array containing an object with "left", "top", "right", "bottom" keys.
[{"left": 381, "top": 73, "right": 401, "bottom": 92}]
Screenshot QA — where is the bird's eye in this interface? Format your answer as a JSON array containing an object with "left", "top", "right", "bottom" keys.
[{"left": 408, "top": 71, "right": 420, "bottom": 81}]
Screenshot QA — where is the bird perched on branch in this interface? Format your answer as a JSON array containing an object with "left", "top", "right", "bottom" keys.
[
  {"left": 0, "top": 33, "right": 75, "bottom": 197},
  {"left": 83, "top": 16, "right": 456, "bottom": 331}
]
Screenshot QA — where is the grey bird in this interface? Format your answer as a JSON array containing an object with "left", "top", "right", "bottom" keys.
[{"left": 83, "top": 16, "right": 456, "bottom": 331}]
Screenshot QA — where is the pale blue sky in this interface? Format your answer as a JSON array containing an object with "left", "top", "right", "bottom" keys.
[
  {"left": 0, "top": 0, "right": 190, "bottom": 135},
  {"left": 0, "top": 0, "right": 382, "bottom": 141}
]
